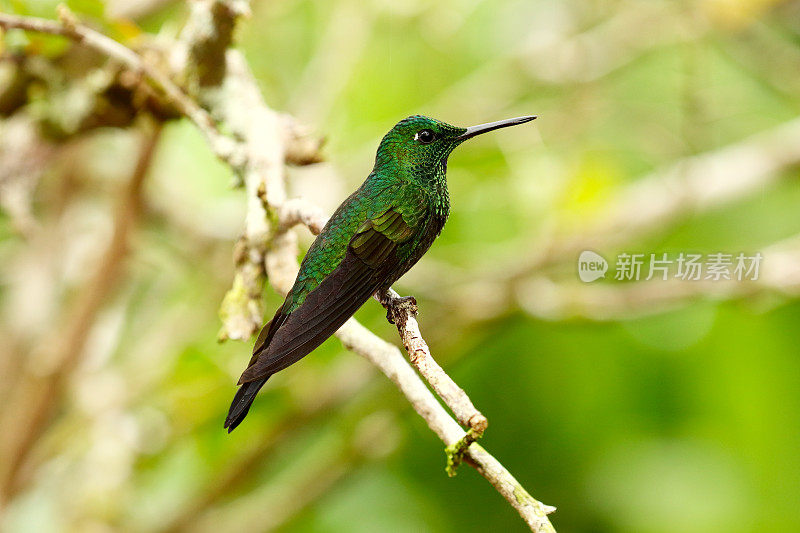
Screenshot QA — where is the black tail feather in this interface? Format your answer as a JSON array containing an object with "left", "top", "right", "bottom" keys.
[
  {"left": 224, "top": 377, "right": 269, "bottom": 432},
  {"left": 225, "top": 312, "right": 285, "bottom": 433}
]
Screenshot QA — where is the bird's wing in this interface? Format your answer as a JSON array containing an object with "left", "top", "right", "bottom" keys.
[{"left": 238, "top": 207, "right": 417, "bottom": 384}]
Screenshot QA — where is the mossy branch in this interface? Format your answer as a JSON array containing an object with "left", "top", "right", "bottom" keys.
[{"left": 0, "top": 5, "right": 555, "bottom": 531}]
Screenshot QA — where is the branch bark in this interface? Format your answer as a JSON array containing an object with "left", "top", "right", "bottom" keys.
[
  {"left": 265, "top": 197, "right": 555, "bottom": 529},
  {"left": 334, "top": 319, "right": 555, "bottom": 531},
  {"left": 378, "top": 289, "right": 488, "bottom": 441},
  {"left": 1, "top": 7, "right": 556, "bottom": 531},
  {"left": 174, "top": 0, "right": 323, "bottom": 340},
  {"left": 0, "top": 8, "right": 243, "bottom": 168},
  {"left": 175, "top": 2, "right": 555, "bottom": 529}
]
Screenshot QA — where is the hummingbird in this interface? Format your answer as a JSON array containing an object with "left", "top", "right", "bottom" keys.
[{"left": 225, "top": 114, "right": 536, "bottom": 432}]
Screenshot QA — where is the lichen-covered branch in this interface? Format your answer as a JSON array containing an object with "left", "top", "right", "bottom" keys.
[
  {"left": 466, "top": 444, "right": 557, "bottom": 531},
  {"left": 0, "top": 8, "right": 242, "bottom": 168},
  {"left": 263, "top": 193, "right": 555, "bottom": 530},
  {"left": 177, "top": 3, "right": 555, "bottom": 528},
  {"left": 0, "top": 7, "right": 556, "bottom": 531},
  {"left": 334, "top": 319, "right": 555, "bottom": 531},
  {"left": 175, "top": 0, "right": 323, "bottom": 340},
  {"left": 278, "top": 197, "right": 329, "bottom": 234},
  {"left": 0, "top": 115, "right": 54, "bottom": 237}
]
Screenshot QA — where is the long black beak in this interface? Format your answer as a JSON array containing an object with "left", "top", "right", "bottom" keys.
[{"left": 457, "top": 115, "right": 537, "bottom": 141}]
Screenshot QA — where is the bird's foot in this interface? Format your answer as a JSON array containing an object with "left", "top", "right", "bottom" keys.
[
  {"left": 387, "top": 295, "right": 417, "bottom": 324},
  {"left": 445, "top": 428, "right": 482, "bottom": 477},
  {"left": 377, "top": 290, "right": 417, "bottom": 325}
]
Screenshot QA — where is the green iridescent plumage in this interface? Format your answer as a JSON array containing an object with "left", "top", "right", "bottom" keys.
[{"left": 225, "top": 114, "right": 535, "bottom": 432}]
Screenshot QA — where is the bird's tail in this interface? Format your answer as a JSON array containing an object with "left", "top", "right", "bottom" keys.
[
  {"left": 224, "top": 377, "right": 269, "bottom": 433},
  {"left": 224, "top": 312, "right": 286, "bottom": 433}
]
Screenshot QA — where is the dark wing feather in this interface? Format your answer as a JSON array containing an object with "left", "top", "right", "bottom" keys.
[
  {"left": 238, "top": 208, "right": 414, "bottom": 384},
  {"left": 251, "top": 311, "right": 288, "bottom": 364}
]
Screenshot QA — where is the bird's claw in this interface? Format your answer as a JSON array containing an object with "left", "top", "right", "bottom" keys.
[{"left": 382, "top": 294, "right": 417, "bottom": 324}]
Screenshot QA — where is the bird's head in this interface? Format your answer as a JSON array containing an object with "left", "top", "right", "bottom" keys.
[{"left": 373, "top": 114, "right": 536, "bottom": 180}]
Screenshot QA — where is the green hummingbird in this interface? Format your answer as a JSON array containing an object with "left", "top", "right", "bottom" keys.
[{"left": 225, "top": 114, "right": 536, "bottom": 431}]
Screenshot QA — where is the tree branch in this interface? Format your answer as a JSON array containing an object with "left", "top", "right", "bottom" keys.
[
  {"left": 418, "top": 114, "right": 800, "bottom": 325},
  {"left": 158, "top": 361, "right": 375, "bottom": 533},
  {"left": 334, "top": 319, "right": 555, "bottom": 531},
  {"left": 378, "top": 289, "right": 488, "bottom": 441},
  {"left": 0, "top": 8, "right": 244, "bottom": 169},
  {"left": 176, "top": 3, "right": 555, "bottom": 528},
  {"left": 265, "top": 207, "right": 555, "bottom": 528},
  {"left": 174, "top": 0, "right": 323, "bottom": 340},
  {"left": 510, "top": 115, "right": 800, "bottom": 280},
  {"left": 0, "top": 7, "right": 556, "bottom": 531}
]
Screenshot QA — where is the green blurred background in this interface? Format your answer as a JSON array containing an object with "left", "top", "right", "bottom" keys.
[{"left": 2, "top": 0, "right": 800, "bottom": 531}]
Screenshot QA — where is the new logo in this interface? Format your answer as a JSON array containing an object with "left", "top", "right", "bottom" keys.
[{"left": 578, "top": 250, "right": 608, "bottom": 282}]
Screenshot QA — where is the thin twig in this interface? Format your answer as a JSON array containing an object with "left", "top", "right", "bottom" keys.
[
  {"left": 0, "top": 8, "right": 244, "bottom": 169},
  {"left": 335, "top": 319, "right": 555, "bottom": 531},
  {"left": 278, "top": 197, "right": 329, "bottom": 234},
  {"left": 379, "top": 288, "right": 489, "bottom": 437},
  {"left": 1, "top": 7, "right": 557, "bottom": 531}
]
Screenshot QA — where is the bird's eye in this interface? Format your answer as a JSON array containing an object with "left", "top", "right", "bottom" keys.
[{"left": 415, "top": 129, "right": 436, "bottom": 144}]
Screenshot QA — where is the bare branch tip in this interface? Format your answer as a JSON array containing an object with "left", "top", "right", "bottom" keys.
[
  {"left": 469, "top": 413, "right": 489, "bottom": 434},
  {"left": 55, "top": 4, "right": 78, "bottom": 28}
]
